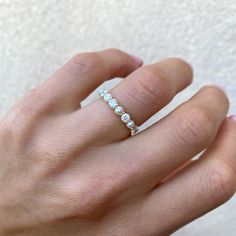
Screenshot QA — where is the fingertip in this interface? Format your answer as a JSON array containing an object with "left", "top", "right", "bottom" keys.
[
  {"left": 198, "top": 85, "right": 230, "bottom": 113},
  {"left": 129, "top": 54, "right": 143, "bottom": 67},
  {"left": 228, "top": 115, "right": 236, "bottom": 122},
  {"left": 220, "top": 115, "right": 236, "bottom": 135},
  {"left": 170, "top": 57, "right": 194, "bottom": 81}
]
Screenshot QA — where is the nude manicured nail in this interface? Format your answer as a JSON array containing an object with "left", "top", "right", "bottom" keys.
[
  {"left": 130, "top": 54, "right": 143, "bottom": 66},
  {"left": 228, "top": 115, "right": 236, "bottom": 122}
]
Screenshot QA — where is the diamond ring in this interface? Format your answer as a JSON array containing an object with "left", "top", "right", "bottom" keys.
[{"left": 98, "top": 89, "right": 139, "bottom": 136}]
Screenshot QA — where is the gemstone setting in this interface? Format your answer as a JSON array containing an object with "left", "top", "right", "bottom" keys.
[
  {"left": 127, "top": 120, "right": 135, "bottom": 129},
  {"left": 115, "top": 106, "right": 124, "bottom": 116},
  {"left": 98, "top": 89, "right": 139, "bottom": 136},
  {"left": 121, "top": 113, "right": 131, "bottom": 123},
  {"left": 109, "top": 99, "right": 118, "bottom": 109},
  {"left": 103, "top": 93, "right": 112, "bottom": 102},
  {"left": 98, "top": 89, "right": 108, "bottom": 97}
]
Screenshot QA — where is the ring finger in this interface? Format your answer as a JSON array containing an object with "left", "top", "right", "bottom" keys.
[{"left": 77, "top": 57, "right": 193, "bottom": 142}]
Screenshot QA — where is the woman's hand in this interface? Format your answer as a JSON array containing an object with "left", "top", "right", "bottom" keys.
[{"left": 0, "top": 49, "right": 235, "bottom": 236}]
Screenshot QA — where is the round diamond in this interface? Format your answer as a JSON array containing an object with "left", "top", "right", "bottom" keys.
[
  {"left": 115, "top": 106, "right": 124, "bottom": 116},
  {"left": 99, "top": 89, "right": 108, "bottom": 97},
  {"left": 127, "top": 120, "right": 135, "bottom": 129},
  {"left": 109, "top": 99, "right": 118, "bottom": 109},
  {"left": 103, "top": 93, "right": 112, "bottom": 102},
  {"left": 121, "top": 113, "right": 130, "bottom": 123}
]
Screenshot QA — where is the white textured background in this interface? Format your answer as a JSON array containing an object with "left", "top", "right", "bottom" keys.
[{"left": 1, "top": 0, "right": 236, "bottom": 235}]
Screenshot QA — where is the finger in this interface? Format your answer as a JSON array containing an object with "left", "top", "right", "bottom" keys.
[
  {"left": 80, "top": 57, "right": 193, "bottom": 142},
  {"left": 120, "top": 86, "right": 229, "bottom": 194},
  {"left": 21, "top": 49, "right": 142, "bottom": 114},
  {"left": 2, "top": 49, "right": 142, "bottom": 143},
  {"left": 31, "top": 58, "right": 192, "bottom": 168},
  {"left": 141, "top": 116, "right": 236, "bottom": 235},
  {"left": 201, "top": 115, "right": 236, "bottom": 166}
]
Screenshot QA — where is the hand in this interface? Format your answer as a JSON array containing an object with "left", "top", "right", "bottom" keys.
[{"left": 0, "top": 49, "right": 235, "bottom": 236}]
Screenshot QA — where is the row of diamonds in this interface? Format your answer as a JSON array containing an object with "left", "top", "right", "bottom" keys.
[{"left": 98, "top": 89, "right": 139, "bottom": 135}]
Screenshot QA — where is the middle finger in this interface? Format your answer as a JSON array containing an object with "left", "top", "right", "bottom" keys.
[{"left": 119, "top": 86, "right": 229, "bottom": 194}]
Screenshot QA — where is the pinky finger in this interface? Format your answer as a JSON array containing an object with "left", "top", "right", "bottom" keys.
[{"left": 141, "top": 116, "right": 236, "bottom": 235}]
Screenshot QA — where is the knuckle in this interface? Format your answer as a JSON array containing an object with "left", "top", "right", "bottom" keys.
[
  {"left": 33, "top": 136, "right": 69, "bottom": 168},
  {"left": 203, "top": 162, "right": 236, "bottom": 204},
  {"left": 145, "top": 67, "right": 173, "bottom": 100},
  {"left": 33, "top": 147, "right": 60, "bottom": 170},
  {"left": 1, "top": 87, "right": 59, "bottom": 145},
  {"left": 102, "top": 48, "right": 129, "bottom": 75},
  {"left": 18, "top": 88, "right": 41, "bottom": 114},
  {"left": 2, "top": 88, "right": 42, "bottom": 131},
  {"left": 76, "top": 178, "right": 107, "bottom": 215},
  {"left": 0, "top": 121, "right": 14, "bottom": 149},
  {"left": 128, "top": 67, "right": 172, "bottom": 107},
  {"left": 62, "top": 174, "right": 117, "bottom": 219},
  {"left": 177, "top": 106, "right": 216, "bottom": 147},
  {"left": 71, "top": 52, "right": 101, "bottom": 75}
]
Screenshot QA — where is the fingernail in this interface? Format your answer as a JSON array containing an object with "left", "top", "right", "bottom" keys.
[
  {"left": 130, "top": 54, "right": 143, "bottom": 66},
  {"left": 228, "top": 115, "right": 236, "bottom": 122}
]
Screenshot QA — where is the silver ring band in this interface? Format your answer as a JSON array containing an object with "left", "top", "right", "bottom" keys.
[{"left": 98, "top": 89, "right": 139, "bottom": 136}]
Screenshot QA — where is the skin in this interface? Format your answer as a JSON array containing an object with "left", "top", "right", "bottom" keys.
[{"left": 0, "top": 48, "right": 235, "bottom": 236}]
